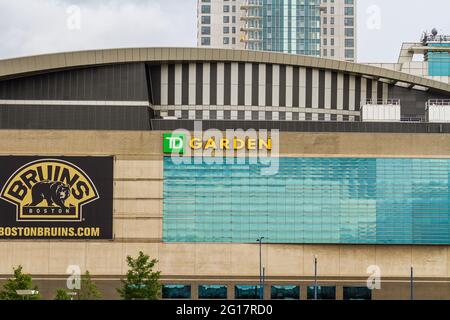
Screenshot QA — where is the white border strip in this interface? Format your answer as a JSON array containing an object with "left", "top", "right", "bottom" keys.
[{"left": 0, "top": 100, "right": 150, "bottom": 106}]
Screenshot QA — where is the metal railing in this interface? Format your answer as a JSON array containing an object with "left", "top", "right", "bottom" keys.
[
  {"left": 362, "top": 99, "right": 401, "bottom": 106},
  {"left": 427, "top": 99, "right": 450, "bottom": 107},
  {"left": 422, "top": 34, "right": 450, "bottom": 44},
  {"left": 400, "top": 115, "right": 426, "bottom": 123}
]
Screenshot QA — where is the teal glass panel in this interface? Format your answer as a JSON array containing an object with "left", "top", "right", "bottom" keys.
[
  {"left": 163, "top": 157, "right": 450, "bottom": 245},
  {"left": 162, "top": 285, "right": 191, "bottom": 299},
  {"left": 307, "top": 286, "right": 336, "bottom": 300},
  {"left": 198, "top": 285, "right": 227, "bottom": 299},
  {"left": 428, "top": 44, "right": 450, "bottom": 76},
  {"left": 235, "top": 285, "right": 261, "bottom": 299},
  {"left": 271, "top": 285, "right": 300, "bottom": 300},
  {"left": 343, "top": 287, "right": 372, "bottom": 300}
]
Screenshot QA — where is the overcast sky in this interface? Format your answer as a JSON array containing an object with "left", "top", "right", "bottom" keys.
[{"left": 0, "top": 0, "right": 449, "bottom": 62}]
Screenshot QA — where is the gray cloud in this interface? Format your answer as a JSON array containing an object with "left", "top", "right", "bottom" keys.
[
  {"left": 357, "top": 0, "right": 450, "bottom": 62},
  {"left": 0, "top": 0, "right": 449, "bottom": 63},
  {"left": 0, "top": 0, "right": 197, "bottom": 59}
]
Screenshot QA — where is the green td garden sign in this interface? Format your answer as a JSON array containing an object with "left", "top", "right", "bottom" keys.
[
  {"left": 163, "top": 133, "right": 273, "bottom": 154},
  {"left": 163, "top": 133, "right": 186, "bottom": 154}
]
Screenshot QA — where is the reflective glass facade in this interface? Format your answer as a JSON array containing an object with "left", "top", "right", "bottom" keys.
[
  {"left": 164, "top": 157, "right": 450, "bottom": 245},
  {"left": 261, "top": 0, "right": 321, "bottom": 56},
  {"left": 343, "top": 287, "right": 372, "bottom": 300},
  {"left": 271, "top": 285, "right": 300, "bottom": 300},
  {"left": 198, "top": 285, "right": 228, "bottom": 299},
  {"left": 235, "top": 285, "right": 262, "bottom": 299},
  {"left": 307, "top": 286, "right": 336, "bottom": 300},
  {"left": 162, "top": 285, "right": 191, "bottom": 299},
  {"left": 428, "top": 44, "right": 450, "bottom": 76}
]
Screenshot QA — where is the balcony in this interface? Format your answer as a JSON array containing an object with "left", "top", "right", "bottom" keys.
[
  {"left": 240, "top": 26, "right": 263, "bottom": 32},
  {"left": 240, "top": 15, "right": 263, "bottom": 21}
]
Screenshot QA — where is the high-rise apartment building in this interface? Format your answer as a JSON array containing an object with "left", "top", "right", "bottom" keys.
[
  {"left": 320, "top": 0, "right": 357, "bottom": 61},
  {"left": 197, "top": 0, "right": 245, "bottom": 49},
  {"left": 197, "top": 0, "right": 357, "bottom": 62}
]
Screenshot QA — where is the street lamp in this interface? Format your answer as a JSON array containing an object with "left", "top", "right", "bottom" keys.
[
  {"left": 256, "top": 237, "right": 265, "bottom": 300},
  {"left": 314, "top": 255, "right": 318, "bottom": 300},
  {"left": 410, "top": 265, "right": 414, "bottom": 300}
]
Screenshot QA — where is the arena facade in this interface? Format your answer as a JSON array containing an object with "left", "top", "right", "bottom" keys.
[{"left": 1, "top": 48, "right": 450, "bottom": 300}]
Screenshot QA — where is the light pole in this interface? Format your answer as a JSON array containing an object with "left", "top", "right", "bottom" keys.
[
  {"left": 314, "top": 255, "right": 318, "bottom": 300},
  {"left": 256, "top": 237, "right": 265, "bottom": 300},
  {"left": 410, "top": 265, "right": 414, "bottom": 300}
]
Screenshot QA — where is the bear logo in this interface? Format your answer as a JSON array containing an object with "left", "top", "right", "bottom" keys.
[{"left": 27, "top": 181, "right": 71, "bottom": 209}]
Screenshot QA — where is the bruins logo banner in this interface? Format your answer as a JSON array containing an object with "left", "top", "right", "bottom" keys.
[{"left": 0, "top": 157, "right": 113, "bottom": 239}]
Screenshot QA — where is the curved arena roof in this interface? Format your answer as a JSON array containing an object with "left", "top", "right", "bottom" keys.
[{"left": 0, "top": 47, "right": 449, "bottom": 94}]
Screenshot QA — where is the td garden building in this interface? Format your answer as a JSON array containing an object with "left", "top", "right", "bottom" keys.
[{"left": 2, "top": 48, "right": 450, "bottom": 300}]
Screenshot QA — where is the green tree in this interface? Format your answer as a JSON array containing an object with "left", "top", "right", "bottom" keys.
[
  {"left": 77, "top": 271, "right": 101, "bottom": 300},
  {"left": 117, "top": 251, "right": 161, "bottom": 300},
  {"left": 54, "top": 271, "right": 101, "bottom": 300},
  {"left": 0, "top": 265, "right": 40, "bottom": 300},
  {"left": 54, "top": 289, "right": 71, "bottom": 300}
]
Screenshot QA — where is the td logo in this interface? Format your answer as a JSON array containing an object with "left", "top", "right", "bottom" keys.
[{"left": 163, "top": 133, "right": 186, "bottom": 154}]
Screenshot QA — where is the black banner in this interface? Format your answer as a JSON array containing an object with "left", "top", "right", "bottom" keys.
[
  {"left": 0, "top": 300, "right": 446, "bottom": 319},
  {"left": 0, "top": 156, "right": 113, "bottom": 239}
]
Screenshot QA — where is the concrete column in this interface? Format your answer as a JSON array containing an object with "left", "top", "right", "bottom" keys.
[
  {"left": 300, "top": 285, "right": 308, "bottom": 300},
  {"left": 192, "top": 283, "right": 199, "bottom": 300},
  {"left": 335, "top": 285, "right": 343, "bottom": 300}
]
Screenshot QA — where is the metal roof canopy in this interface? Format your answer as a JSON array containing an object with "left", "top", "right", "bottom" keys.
[{"left": 0, "top": 47, "right": 449, "bottom": 94}]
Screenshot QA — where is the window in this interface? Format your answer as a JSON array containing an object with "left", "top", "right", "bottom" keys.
[
  {"left": 323, "top": 28, "right": 327, "bottom": 35},
  {"left": 271, "top": 286, "right": 300, "bottom": 300},
  {"left": 323, "top": 49, "right": 327, "bottom": 56},
  {"left": 235, "top": 285, "right": 261, "bottom": 299},
  {"left": 201, "top": 26, "right": 210, "bottom": 35},
  {"left": 331, "top": 49, "right": 335, "bottom": 56},
  {"left": 232, "top": 27, "right": 236, "bottom": 34},
  {"left": 345, "top": 7, "right": 354, "bottom": 15},
  {"left": 345, "top": 17, "right": 354, "bottom": 26},
  {"left": 162, "top": 285, "right": 191, "bottom": 299},
  {"left": 223, "top": 5, "right": 229, "bottom": 12},
  {"left": 323, "top": 17, "right": 327, "bottom": 24},
  {"left": 198, "top": 285, "right": 228, "bottom": 299},
  {"left": 223, "top": 16, "right": 229, "bottom": 23},
  {"left": 232, "top": 16, "right": 236, "bottom": 23},
  {"left": 223, "top": 37, "right": 230, "bottom": 44},
  {"left": 330, "top": 28, "right": 334, "bottom": 36},
  {"left": 201, "top": 16, "right": 210, "bottom": 24},
  {"left": 345, "top": 49, "right": 354, "bottom": 59},
  {"left": 201, "top": 37, "right": 210, "bottom": 46},
  {"left": 201, "top": 5, "right": 210, "bottom": 14},
  {"left": 330, "top": 38, "right": 334, "bottom": 45},
  {"left": 307, "top": 286, "right": 336, "bottom": 300},
  {"left": 345, "top": 0, "right": 354, "bottom": 4},
  {"left": 330, "top": 17, "right": 334, "bottom": 25},
  {"left": 232, "top": 37, "right": 236, "bottom": 44},
  {"left": 344, "top": 287, "right": 372, "bottom": 300},
  {"left": 323, "top": 38, "right": 327, "bottom": 45},
  {"left": 345, "top": 39, "right": 354, "bottom": 47},
  {"left": 345, "top": 28, "right": 354, "bottom": 37},
  {"left": 223, "top": 26, "right": 229, "bottom": 34},
  {"left": 330, "top": 7, "right": 334, "bottom": 14}
]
